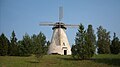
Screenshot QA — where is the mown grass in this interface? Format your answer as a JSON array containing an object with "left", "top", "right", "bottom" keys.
[{"left": 0, "top": 54, "right": 120, "bottom": 67}]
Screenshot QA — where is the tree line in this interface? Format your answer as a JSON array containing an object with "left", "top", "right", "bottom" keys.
[
  {"left": 0, "top": 24, "right": 120, "bottom": 60},
  {"left": 0, "top": 31, "right": 49, "bottom": 57},
  {"left": 71, "top": 24, "right": 120, "bottom": 60}
]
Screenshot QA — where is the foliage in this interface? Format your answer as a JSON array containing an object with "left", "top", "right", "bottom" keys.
[
  {"left": 71, "top": 24, "right": 96, "bottom": 60},
  {"left": 0, "top": 33, "right": 9, "bottom": 56},
  {"left": 71, "top": 45, "right": 77, "bottom": 59},
  {"left": 17, "top": 32, "right": 47, "bottom": 58},
  {"left": 85, "top": 25, "right": 96, "bottom": 58},
  {"left": 18, "top": 33, "right": 33, "bottom": 56},
  {"left": 110, "top": 33, "right": 120, "bottom": 54},
  {"left": 9, "top": 31, "right": 18, "bottom": 56},
  {"left": 45, "top": 41, "right": 50, "bottom": 54},
  {"left": 33, "top": 32, "right": 46, "bottom": 62},
  {"left": 0, "top": 30, "right": 48, "bottom": 57},
  {"left": 97, "top": 26, "right": 111, "bottom": 54}
]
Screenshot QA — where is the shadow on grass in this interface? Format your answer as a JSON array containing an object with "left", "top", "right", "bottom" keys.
[
  {"left": 59, "top": 57, "right": 120, "bottom": 66},
  {"left": 26, "top": 60, "right": 40, "bottom": 63},
  {"left": 93, "top": 58, "right": 120, "bottom": 66},
  {"left": 58, "top": 56, "right": 84, "bottom": 62}
]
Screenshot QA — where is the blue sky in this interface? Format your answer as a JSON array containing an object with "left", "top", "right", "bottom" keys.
[{"left": 0, "top": 0, "right": 120, "bottom": 45}]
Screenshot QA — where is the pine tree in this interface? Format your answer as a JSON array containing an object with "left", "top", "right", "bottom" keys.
[
  {"left": 85, "top": 25, "right": 96, "bottom": 58},
  {"left": 17, "top": 40, "right": 25, "bottom": 56},
  {"left": 23, "top": 33, "right": 32, "bottom": 55},
  {"left": 110, "top": 33, "right": 120, "bottom": 54},
  {"left": 71, "top": 44, "right": 77, "bottom": 59},
  {"left": 18, "top": 33, "right": 33, "bottom": 56},
  {"left": 44, "top": 41, "right": 50, "bottom": 54},
  {"left": 31, "top": 34, "right": 37, "bottom": 54},
  {"left": 0, "top": 33, "right": 9, "bottom": 56},
  {"left": 97, "top": 26, "right": 110, "bottom": 54},
  {"left": 72, "top": 24, "right": 96, "bottom": 59},
  {"left": 9, "top": 31, "right": 18, "bottom": 56},
  {"left": 34, "top": 32, "right": 46, "bottom": 62}
]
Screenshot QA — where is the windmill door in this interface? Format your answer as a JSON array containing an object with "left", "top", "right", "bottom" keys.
[{"left": 64, "top": 50, "right": 67, "bottom": 55}]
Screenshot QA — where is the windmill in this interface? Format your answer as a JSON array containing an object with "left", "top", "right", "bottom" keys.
[{"left": 39, "top": 7, "right": 79, "bottom": 55}]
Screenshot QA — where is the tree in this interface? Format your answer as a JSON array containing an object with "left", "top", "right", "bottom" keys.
[
  {"left": 110, "top": 33, "right": 120, "bottom": 54},
  {"left": 72, "top": 24, "right": 95, "bottom": 60},
  {"left": 22, "top": 33, "right": 32, "bottom": 55},
  {"left": 9, "top": 31, "right": 18, "bottom": 56},
  {"left": 72, "top": 24, "right": 86, "bottom": 59},
  {"left": 71, "top": 44, "right": 78, "bottom": 59},
  {"left": 97, "top": 26, "right": 111, "bottom": 54},
  {"left": 31, "top": 34, "right": 37, "bottom": 54},
  {"left": 18, "top": 33, "right": 33, "bottom": 56},
  {"left": 0, "top": 33, "right": 9, "bottom": 56},
  {"left": 33, "top": 32, "right": 46, "bottom": 62},
  {"left": 85, "top": 25, "right": 96, "bottom": 58},
  {"left": 17, "top": 40, "right": 25, "bottom": 56},
  {"left": 44, "top": 41, "right": 50, "bottom": 54}
]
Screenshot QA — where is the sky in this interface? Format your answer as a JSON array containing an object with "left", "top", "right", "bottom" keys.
[{"left": 0, "top": 0, "right": 120, "bottom": 46}]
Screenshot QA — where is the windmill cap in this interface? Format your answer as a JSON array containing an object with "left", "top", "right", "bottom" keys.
[{"left": 52, "top": 22, "right": 66, "bottom": 30}]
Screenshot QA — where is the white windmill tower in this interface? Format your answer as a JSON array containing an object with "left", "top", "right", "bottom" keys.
[{"left": 39, "top": 7, "right": 79, "bottom": 55}]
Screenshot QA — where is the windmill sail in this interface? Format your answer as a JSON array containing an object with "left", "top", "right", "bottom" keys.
[{"left": 59, "top": 6, "right": 63, "bottom": 21}]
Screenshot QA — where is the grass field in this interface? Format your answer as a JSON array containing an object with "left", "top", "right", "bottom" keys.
[{"left": 0, "top": 54, "right": 120, "bottom": 67}]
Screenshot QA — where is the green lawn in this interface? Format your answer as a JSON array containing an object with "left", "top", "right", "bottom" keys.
[{"left": 0, "top": 54, "right": 120, "bottom": 67}]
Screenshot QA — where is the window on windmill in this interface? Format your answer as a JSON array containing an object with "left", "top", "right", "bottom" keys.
[{"left": 63, "top": 42, "right": 65, "bottom": 46}]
